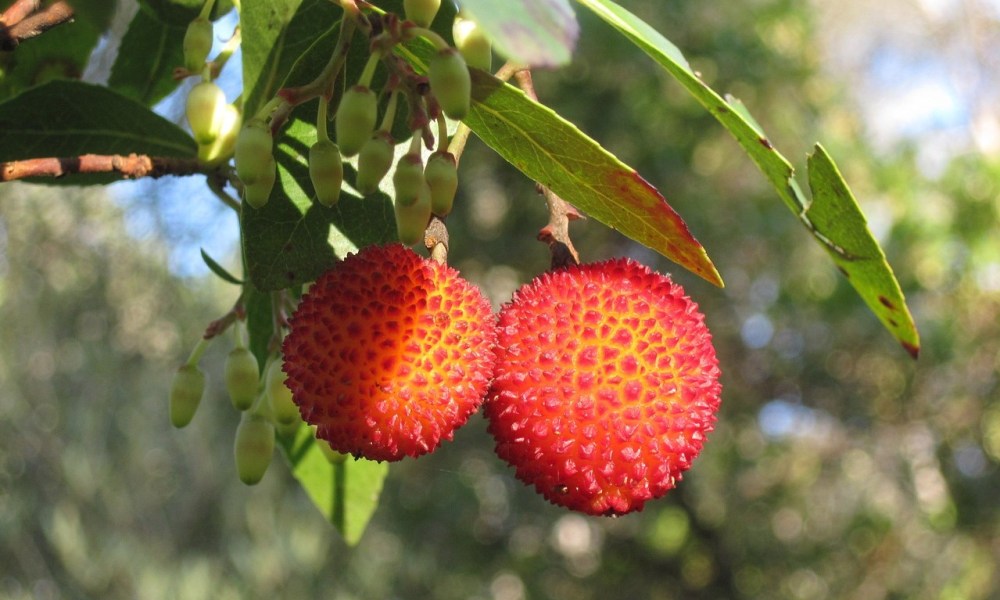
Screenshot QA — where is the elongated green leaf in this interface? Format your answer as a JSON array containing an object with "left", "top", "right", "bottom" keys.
[
  {"left": 240, "top": 117, "right": 397, "bottom": 291},
  {"left": 277, "top": 425, "right": 389, "bottom": 546},
  {"left": 575, "top": 0, "right": 920, "bottom": 350},
  {"left": 394, "top": 40, "right": 721, "bottom": 286},
  {"left": 200, "top": 248, "right": 243, "bottom": 285},
  {"left": 109, "top": 6, "right": 186, "bottom": 107},
  {"left": 0, "top": 15, "right": 101, "bottom": 100},
  {"left": 241, "top": 0, "right": 339, "bottom": 120},
  {"left": 140, "top": 0, "right": 234, "bottom": 25},
  {"left": 457, "top": 0, "right": 579, "bottom": 67},
  {"left": 0, "top": 80, "right": 196, "bottom": 162},
  {"left": 807, "top": 145, "right": 920, "bottom": 356}
]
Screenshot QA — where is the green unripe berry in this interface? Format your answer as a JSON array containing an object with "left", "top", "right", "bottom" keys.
[
  {"left": 393, "top": 154, "right": 431, "bottom": 245},
  {"left": 356, "top": 132, "right": 395, "bottom": 195},
  {"left": 266, "top": 359, "right": 299, "bottom": 426},
  {"left": 224, "top": 347, "right": 259, "bottom": 411},
  {"left": 309, "top": 139, "right": 344, "bottom": 207},
  {"left": 234, "top": 413, "right": 275, "bottom": 485},
  {"left": 425, "top": 150, "right": 458, "bottom": 216},
  {"left": 197, "top": 102, "right": 241, "bottom": 166},
  {"left": 183, "top": 16, "right": 213, "bottom": 73},
  {"left": 428, "top": 48, "right": 471, "bottom": 120},
  {"left": 169, "top": 364, "right": 205, "bottom": 428},
  {"left": 335, "top": 86, "right": 377, "bottom": 157},
  {"left": 453, "top": 16, "right": 492, "bottom": 71},
  {"left": 234, "top": 121, "right": 274, "bottom": 186},
  {"left": 186, "top": 81, "right": 227, "bottom": 145},
  {"left": 243, "top": 156, "right": 276, "bottom": 210},
  {"left": 403, "top": 0, "right": 441, "bottom": 27}
]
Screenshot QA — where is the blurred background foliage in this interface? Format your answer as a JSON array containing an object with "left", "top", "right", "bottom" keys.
[{"left": 1, "top": 0, "right": 998, "bottom": 598}]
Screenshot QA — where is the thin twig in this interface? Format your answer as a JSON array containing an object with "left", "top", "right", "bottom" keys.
[
  {"left": 0, "top": 0, "right": 74, "bottom": 51},
  {"left": 509, "top": 68, "right": 583, "bottom": 269},
  {"left": 0, "top": 154, "right": 205, "bottom": 182}
]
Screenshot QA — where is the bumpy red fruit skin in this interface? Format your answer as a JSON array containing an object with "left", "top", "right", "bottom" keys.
[
  {"left": 484, "top": 258, "right": 721, "bottom": 516},
  {"left": 282, "top": 244, "right": 497, "bottom": 462}
]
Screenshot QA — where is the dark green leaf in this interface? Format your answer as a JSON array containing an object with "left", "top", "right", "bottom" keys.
[
  {"left": 139, "top": 0, "right": 234, "bottom": 25},
  {"left": 0, "top": 80, "right": 196, "bottom": 165},
  {"left": 200, "top": 248, "right": 243, "bottom": 285},
  {"left": 456, "top": 0, "right": 579, "bottom": 67},
  {"left": 241, "top": 0, "right": 340, "bottom": 121},
  {"left": 575, "top": 0, "right": 920, "bottom": 349},
  {"left": 243, "top": 287, "right": 273, "bottom": 377},
  {"left": 64, "top": 0, "right": 115, "bottom": 30},
  {"left": 241, "top": 117, "right": 397, "bottom": 292},
  {"left": 276, "top": 425, "right": 389, "bottom": 546},
  {"left": 0, "top": 15, "right": 101, "bottom": 99},
  {"left": 109, "top": 5, "right": 186, "bottom": 106},
  {"left": 806, "top": 145, "right": 920, "bottom": 357},
  {"left": 394, "top": 41, "right": 722, "bottom": 287}
]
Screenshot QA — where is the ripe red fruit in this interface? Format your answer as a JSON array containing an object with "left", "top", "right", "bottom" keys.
[
  {"left": 282, "top": 244, "right": 497, "bottom": 462},
  {"left": 484, "top": 258, "right": 722, "bottom": 516}
]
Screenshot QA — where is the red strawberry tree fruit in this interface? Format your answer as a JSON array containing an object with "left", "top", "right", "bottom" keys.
[{"left": 0, "top": 0, "right": 918, "bottom": 544}]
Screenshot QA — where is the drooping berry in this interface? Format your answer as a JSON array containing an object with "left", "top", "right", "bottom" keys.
[
  {"left": 183, "top": 16, "right": 213, "bottom": 73},
  {"left": 224, "top": 347, "right": 259, "bottom": 411},
  {"left": 335, "top": 85, "right": 377, "bottom": 157},
  {"left": 356, "top": 132, "right": 395, "bottom": 195},
  {"left": 242, "top": 156, "right": 276, "bottom": 210},
  {"left": 485, "top": 258, "right": 722, "bottom": 516},
  {"left": 197, "top": 102, "right": 241, "bottom": 166},
  {"left": 425, "top": 150, "right": 458, "bottom": 216},
  {"left": 234, "top": 413, "right": 275, "bottom": 485},
  {"left": 309, "top": 139, "right": 344, "bottom": 207},
  {"left": 428, "top": 48, "right": 471, "bottom": 120},
  {"left": 392, "top": 153, "right": 431, "bottom": 245},
  {"left": 266, "top": 358, "right": 299, "bottom": 426},
  {"left": 186, "top": 80, "right": 227, "bottom": 145},
  {"left": 234, "top": 121, "right": 274, "bottom": 186},
  {"left": 282, "top": 244, "right": 497, "bottom": 462},
  {"left": 403, "top": 0, "right": 441, "bottom": 27},
  {"left": 453, "top": 15, "right": 492, "bottom": 71},
  {"left": 169, "top": 364, "right": 205, "bottom": 428}
]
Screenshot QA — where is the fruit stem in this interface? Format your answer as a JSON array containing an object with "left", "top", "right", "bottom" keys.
[
  {"left": 232, "top": 318, "right": 247, "bottom": 349},
  {"left": 435, "top": 113, "right": 449, "bottom": 153},
  {"left": 185, "top": 337, "right": 213, "bottom": 367},
  {"left": 209, "top": 24, "right": 241, "bottom": 80},
  {"left": 407, "top": 130, "right": 422, "bottom": 155},
  {"left": 316, "top": 95, "right": 331, "bottom": 142},
  {"left": 206, "top": 172, "right": 240, "bottom": 212},
  {"left": 377, "top": 89, "right": 399, "bottom": 132},
  {"left": 358, "top": 50, "right": 382, "bottom": 89},
  {"left": 197, "top": 0, "right": 216, "bottom": 20},
  {"left": 406, "top": 26, "right": 449, "bottom": 52}
]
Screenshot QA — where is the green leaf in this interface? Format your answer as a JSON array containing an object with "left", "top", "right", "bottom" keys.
[
  {"left": 575, "top": 0, "right": 920, "bottom": 349},
  {"left": 0, "top": 14, "right": 101, "bottom": 100},
  {"left": 456, "top": 0, "right": 579, "bottom": 67},
  {"left": 240, "top": 117, "right": 397, "bottom": 292},
  {"left": 244, "top": 287, "right": 273, "bottom": 379},
  {"left": 241, "top": 0, "right": 339, "bottom": 121},
  {"left": 467, "top": 72, "right": 721, "bottom": 286},
  {"left": 140, "top": 0, "right": 234, "bottom": 25},
  {"left": 0, "top": 80, "right": 197, "bottom": 176},
  {"left": 200, "top": 248, "right": 243, "bottom": 285},
  {"left": 277, "top": 425, "right": 389, "bottom": 546},
  {"left": 64, "top": 0, "right": 116, "bottom": 30},
  {"left": 394, "top": 37, "right": 720, "bottom": 285},
  {"left": 806, "top": 145, "right": 920, "bottom": 357},
  {"left": 108, "top": 5, "right": 186, "bottom": 107}
]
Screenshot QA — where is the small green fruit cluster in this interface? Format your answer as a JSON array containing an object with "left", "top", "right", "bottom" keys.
[
  {"left": 393, "top": 153, "right": 432, "bottom": 245},
  {"left": 183, "top": 17, "right": 213, "bottom": 73},
  {"left": 169, "top": 364, "right": 206, "bottom": 429},
  {"left": 453, "top": 15, "right": 492, "bottom": 71},
  {"left": 309, "top": 139, "right": 343, "bottom": 207},
  {"left": 403, "top": 0, "right": 441, "bottom": 27},
  {"left": 235, "top": 121, "right": 276, "bottom": 209},
  {"left": 335, "top": 86, "right": 378, "bottom": 158}
]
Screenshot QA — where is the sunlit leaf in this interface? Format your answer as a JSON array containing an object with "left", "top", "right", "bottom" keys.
[
  {"left": 394, "top": 41, "right": 722, "bottom": 287},
  {"left": 575, "top": 0, "right": 919, "bottom": 349},
  {"left": 806, "top": 145, "right": 920, "bottom": 357},
  {"left": 277, "top": 425, "right": 389, "bottom": 546}
]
